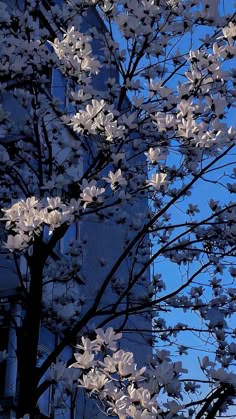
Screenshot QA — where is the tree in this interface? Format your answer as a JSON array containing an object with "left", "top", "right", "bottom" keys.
[{"left": 0, "top": 0, "right": 236, "bottom": 417}]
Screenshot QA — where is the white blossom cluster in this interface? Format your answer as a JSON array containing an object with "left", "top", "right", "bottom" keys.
[
  {"left": 65, "top": 328, "right": 186, "bottom": 417},
  {"left": 1, "top": 169, "right": 131, "bottom": 250},
  {"left": 49, "top": 26, "right": 102, "bottom": 78},
  {"left": 2, "top": 197, "right": 75, "bottom": 250},
  {"left": 44, "top": 327, "right": 235, "bottom": 418},
  {"left": 64, "top": 99, "right": 125, "bottom": 142}
]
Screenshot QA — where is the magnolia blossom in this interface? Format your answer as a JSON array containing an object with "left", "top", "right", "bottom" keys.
[
  {"left": 70, "top": 351, "right": 95, "bottom": 370},
  {"left": 47, "top": 361, "right": 67, "bottom": 382},
  {"left": 69, "top": 326, "right": 236, "bottom": 416},
  {"left": 152, "top": 113, "right": 176, "bottom": 132},
  {"left": 149, "top": 80, "right": 173, "bottom": 98},
  {"left": 152, "top": 361, "right": 174, "bottom": 385},
  {"left": 144, "top": 148, "right": 166, "bottom": 164},
  {"left": 103, "top": 169, "right": 127, "bottom": 191},
  {"left": 67, "top": 99, "right": 124, "bottom": 141},
  {"left": 69, "top": 328, "right": 189, "bottom": 417},
  {"left": 3, "top": 234, "right": 30, "bottom": 252},
  {"left": 206, "top": 308, "right": 227, "bottom": 328},
  {"left": 95, "top": 327, "right": 122, "bottom": 351},
  {"left": 46, "top": 197, "right": 62, "bottom": 209},
  {"left": 2, "top": 197, "right": 77, "bottom": 247},
  {"left": 199, "top": 356, "right": 216, "bottom": 370},
  {"left": 146, "top": 173, "right": 168, "bottom": 190},
  {"left": 209, "top": 368, "right": 236, "bottom": 387},
  {"left": 43, "top": 209, "right": 74, "bottom": 233},
  {"left": 80, "top": 185, "right": 105, "bottom": 208},
  {"left": 125, "top": 406, "right": 157, "bottom": 418},
  {"left": 114, "top": 350, "right": 146, "bottom": 380},
  {"left": 128, "top": 385, "right": 157, "bottom": 410},
  {"left": 79, "top": 370, "right": 109, "bottom": 391},
  {"left": 49, "top": 27, "right": 101, "bottom": 76},
  {"left": 222, "top": 22, "right": 236, "bottom": 41},
  {"left": 76, "top": 336, "right": 98, "bottom": 352}
]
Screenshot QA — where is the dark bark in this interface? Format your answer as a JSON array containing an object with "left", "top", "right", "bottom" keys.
[
  {"left": 16, "top": 240, "right": 47, "bottom": 418},
  {"left": 205, "top": 385, "right": 236, "bottom": 419},
  {"left": 196, "top": 384, "right": 236, "bottom": 419}
]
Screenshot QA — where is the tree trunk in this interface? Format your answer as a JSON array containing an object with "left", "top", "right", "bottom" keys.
[{"left": 16, "top": 241, "right": 47, "bottom": 418}]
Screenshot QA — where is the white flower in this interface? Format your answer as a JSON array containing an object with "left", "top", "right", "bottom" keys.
[
  {"left": 20, "top": 197, "right": 40, "bottom": 211},
  {"left": 222, "top": 22, "right": 236, "bottom": 41},
  {"left": 70, "top": 351, "right": 95, "bottom": 369},
  {"left": 80, "top": 185, "right": 105, "bottom": 208},
  {"left": 206, "top": 308, "right": 227, "bottom": 328},
  {"left": 96, "top": 111, "right": 124, "bottom": 142},
  {"left": 42, "top": 209, "right": 74, "bottom": 233},
  {"left": 133, "top": 95, "right": 144, "bottom": 108},
  {"left": 95, "top": 327, "right": 122, "bottom": 351},
  {"left": 153, "top": 361, "right": 174, "bottom": 385},
  {"left": 47, "top": 361, "right": 67, "bottom": 382},
  {"left": 49, "top": 27, "right": 101, "bottom": 76},
  {"left": 112, "top": 350, "right": 146, "bottom": 380},
  {"left": 146, "top": 173, "right": 168, "bottom": 191},
  {"left": 209, "top": 199, "right": 220, "bottom": 211},
  {"left": 99, "top": 355, "right": 117, "bottom": 373},
  {"left": 2, "top": 203, "right": 22, "bottom": 223},
  {"left": 126, "top": 405, "right": 157, "bottom": 419},
  {"left": 198, "top": 356, "right": 215, "bottom": 370},
  {"left": 177, "top": 99, "right": 194, "bottom": 118},
  {"left": 47, "top": 197, "right": 61, "bottom": 209},
  {"left": 165, "top": 378, "right": 181, "bottom": 394},
  {"left": 68, "top": 100, "right": 124, "bottom": 141},
  {"left": 3, "top": 234, "right": 30, "bottom": 252},
  {"left": 144, "top": 148, "right": 166, "bottom": 164},
  {"left": 17, "top": 209, "right": 42, "bottom": 232},
  {"left": 79, "top": 370, "right": 109, "bottom": 391},
  {"left": 177, "top": 115, "right": 198, "bottom": 139},
  {"left": 152, "top": 113, "right": 176, "bottom": 132},
  {"left": 107, "top": 394, "right": 130, "bottom": 417},
  {"left": 68, "top": 112, "right": 96, "bottom": 135},
  {"left": 149, "top": 79, "right": 173, "bottom": 98},
  {"left": 71, "top": 89, "right": 91, "bottom": 103},
  {"left": 209, "top": 368, "right": 236, "bottom": 387},
  {"left": 44, "top": 210, "right": 63, "bottom": 226},
  {"left": 128, "top": 385, "right": 157, "bottom": 410},
  {"left": 185, "top": 69, "right": 202, "bottom": 86},
  {"left": 103, "top": 169, "right": 127, "bottom": 191},
  {"left": 187, "top": 203, "right": 199, "bottom": 215},
  {"left": 76, "top": 337, "right": 98, "bottom": 352},
  {"left": 111, "top": 152, "right": 125, "bottom": 167}
]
